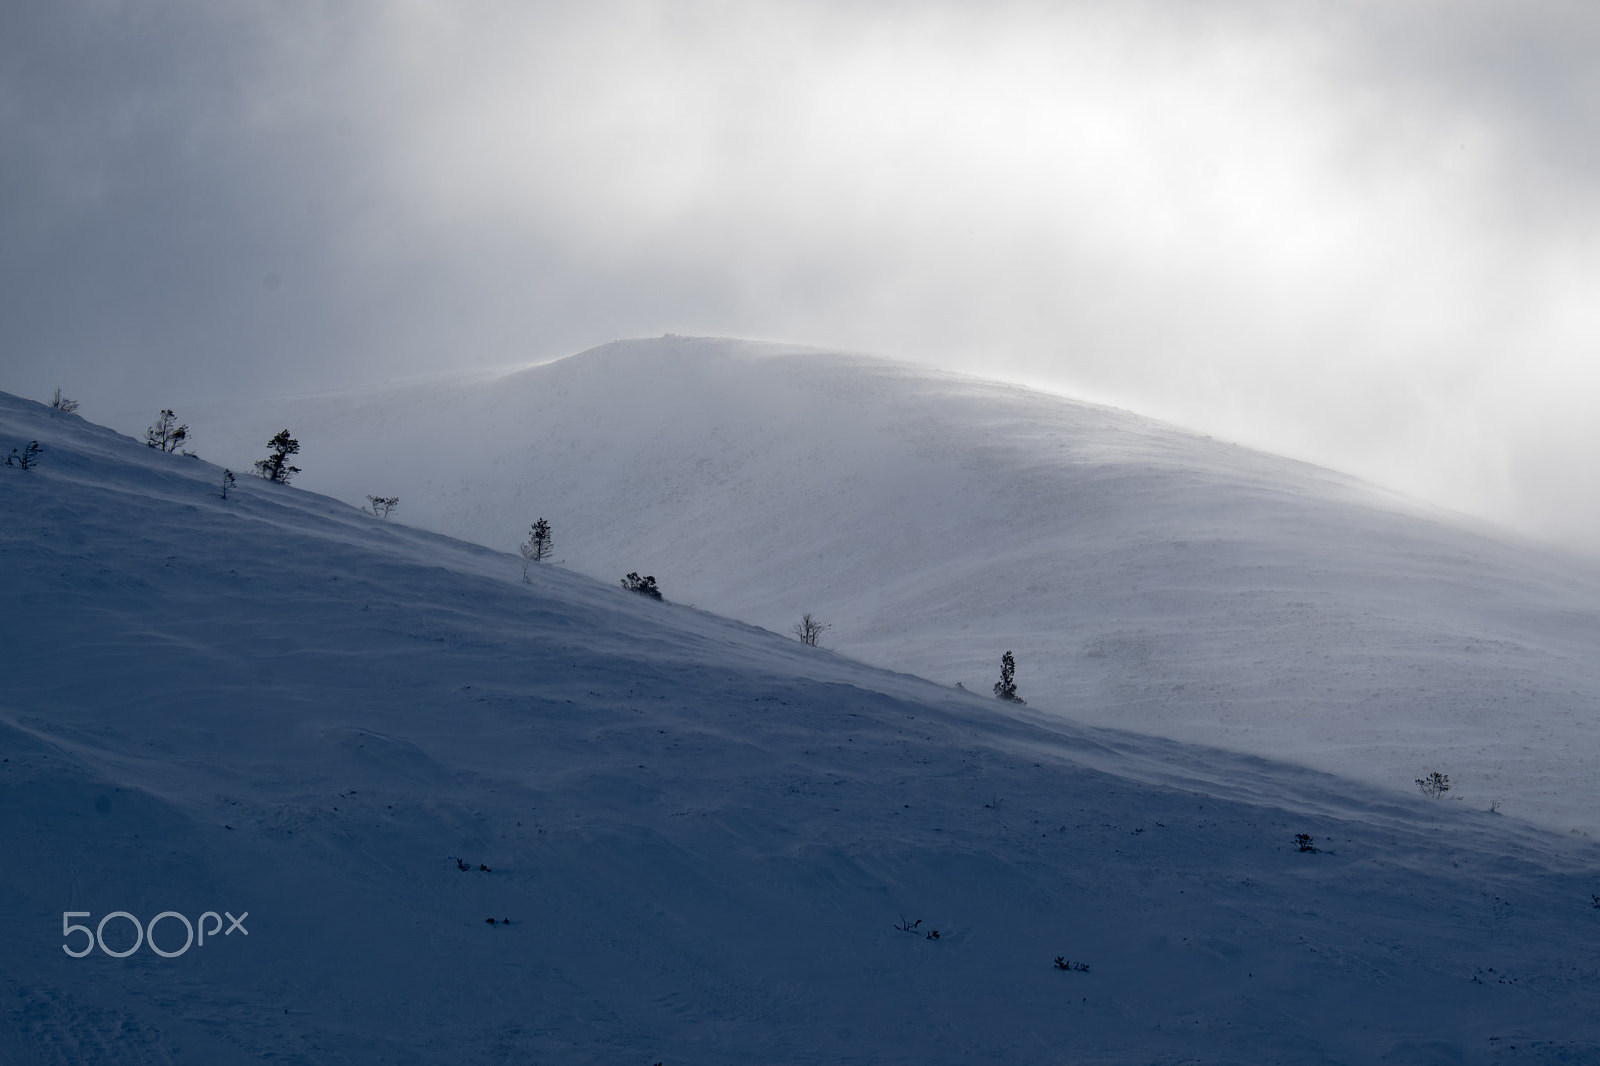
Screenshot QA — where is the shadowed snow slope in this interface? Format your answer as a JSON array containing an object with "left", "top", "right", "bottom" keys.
[
  {"left": 163, "top": 336, "right": 1600, "bottom": 835},
  {"left": 6, "top": 391, "right": 1600, "bottom": 1064}
]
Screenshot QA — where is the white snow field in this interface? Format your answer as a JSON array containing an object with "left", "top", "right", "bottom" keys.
[
  {"left": 168, "top": 335, "right": 1600, "bottom": 835},
  {"left": 6, "top": 391, "right": 1600, "bottom": 1064}
]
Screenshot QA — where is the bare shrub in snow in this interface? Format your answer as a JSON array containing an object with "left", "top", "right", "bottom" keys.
[
  {"left": 366, "top": 495, "right": 399, "bottom": 519},
  {"left": 255, "top": 430, "right": 301, "bottom": 484},
  {"left": 1416, "top": 771, "right": 1450, "bottom": 799},
  {"left": 50, "top": 388, "right": 79, "bottom": 413},
  {"left": 622, "top": 572, "right": 662, "bottom": 600},
  {"left": 993, "top": 650, "right": 1025, "bottom": 704},
  {"left": 145, "top": 409, "right": 189, "bottom": 452},
  {"left": 1295, "top": 833, "right": 1317, "bottom": 853},
  {"left": 220, "top": 469, "right": 236, "bottom": 500},
  {"left": 792, "top": 613, "right": 830, "bottom": 647}
]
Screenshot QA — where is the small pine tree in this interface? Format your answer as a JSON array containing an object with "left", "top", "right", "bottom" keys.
[
  {"left": 145, "top": 409, "right": 189, "bottom": 452},
  {"left": 622, "top": 572, "right": 663, "bottom": 600},
  {"left": 254, "top": 430, "right": 301, "bottom": 483},
  {"left": 526, "top": 519, "right": 553, "bottom": 562},
  {"left": 5, "top": 441, "right": 42, "bottom": 470},
  {"left": 1416, "top": 771, "right": 1450, "bottom": 799},
  {"left": 50, "top": 389, "right": 80, "bottom": 414},
  {"left": 220, "top": 469, "right": 236, "bottom": 500},
  {"left": 531, "top": 518, "right": 552, "bottom": 561},
  {"left": 517, "top": 519, "right": 553, "bottom": 580},
  {"left": 993, "top": 650, "right": 1025, "bottom": 704}
]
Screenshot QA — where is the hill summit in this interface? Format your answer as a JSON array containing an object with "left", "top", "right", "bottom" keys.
[{"left": 171, "top": 335, "right": 1600, "bottom": 834}]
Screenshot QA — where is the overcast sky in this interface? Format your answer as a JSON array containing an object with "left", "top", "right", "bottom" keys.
[{"left": 3, "top": 1, "right": 1597, "bottom": 551}]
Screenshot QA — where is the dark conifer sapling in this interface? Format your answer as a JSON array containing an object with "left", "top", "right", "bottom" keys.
[
  {"left": 622, "top": 572, "right": 663, "bottom": 600},
  {"left": 145, "top": 409, "right": 189, "bottom": 452},
  {"left": 255, "top": 430, "right": 301, "bottom": 484},
  {"left": 993, "top": 650, "right": 1025, "bottom": 703},
  {"left": 519, "top": 519, "right": 553, "bottom": 580},
  {"left": 5, "top": 441, "right": 41, "bottom": 470},
  {"left": 1416, "top": 771, "right": 1451, "bottom": 799}
]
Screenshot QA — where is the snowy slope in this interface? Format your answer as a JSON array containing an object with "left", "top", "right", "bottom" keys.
[
  {"left": 162, "top": 336, "right": 1600, "bottom": 835},
  {"left": 6, "top": 391, "right": 1600, "bottom": 1064}
]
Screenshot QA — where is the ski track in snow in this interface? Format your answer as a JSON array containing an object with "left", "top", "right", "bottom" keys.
[{"left": 5, "top": 381, "right": 1600, "bottom": 1062}]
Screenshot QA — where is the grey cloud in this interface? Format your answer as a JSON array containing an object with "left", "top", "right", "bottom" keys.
[{"left": 2, "top": 1, "right": 1597, "bottom": 550}]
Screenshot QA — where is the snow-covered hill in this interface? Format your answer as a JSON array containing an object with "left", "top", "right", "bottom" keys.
[
  {"left": 6, "top": 389, "right": 1600, "bottom": 1063},
  {"left": 161, "top": 336, "right": 1600, "bottom": 835}
]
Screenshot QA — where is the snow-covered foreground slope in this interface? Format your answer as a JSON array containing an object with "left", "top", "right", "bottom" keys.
[
  {"left": 6, "top": 395, "right": 1600, "bottom": 1064},
  {"left": 167, "top": 336, "right": 1600, "bottom": 835}
]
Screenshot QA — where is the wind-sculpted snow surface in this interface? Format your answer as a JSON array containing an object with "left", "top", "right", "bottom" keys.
[
  {"left": 5, "top": 390, "right": 1600, "bottom": 1063},
  {"left": 170, "top": 336, "right": 1600, "bottom": 834}
]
